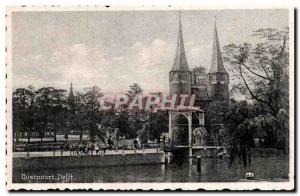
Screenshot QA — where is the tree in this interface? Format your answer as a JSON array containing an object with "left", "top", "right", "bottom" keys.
[
  {"left": 276, "top": 109, "right": 289, "bottom": 153},
  {"left": 224, "top": 100, "right": 255, "bottom": 167},
  {"left": 224, "top": 101, "right": 255, "bottom": 143},
  {"left": 73, "top": 92, "right": 87, "bottom": 141},
  {"left": 223, "top": 28, "right": 289, "bottom": 117},
  {"left": 51, "top": 89, "right": 68, "bottom": 142},
  {"left": 148, "top": 110, "right": 168, "bottom": 141},
  {"left": 35, "top": 87, "right": 67, "bottom": 142},
  {"left": 206, "top": 100, "right": 228, "bottom": 124},
  {"left": 223, "top": 28, "right": 289, "bottom": 153},
  {"left": 80, "top": 86, "right": 103, "bottom": 142},
  {"left": 117, "top": 83, "right": 144, "bottom": 138},
  {"left": 13, "top": 86, "right": 35, "bottom": 143},
  {"left": 126, "top": 83, "right": 143, "bottom": 100},
  {"left": 35, "top": 87, "right": 54, "bottom": 142},
  {"left": 115, "top": 111, "right": 130, "bottom": 138}
]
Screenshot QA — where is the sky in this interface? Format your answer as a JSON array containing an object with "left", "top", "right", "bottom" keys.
[{"left": 11, "top": 9, "right": 289, "bottom": 94}]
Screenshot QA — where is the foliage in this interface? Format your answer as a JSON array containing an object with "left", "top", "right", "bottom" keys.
[
  {"left": 223, "top": 99, "right": 288, "bottom": 157},
  {"left": 13, "top": 83, "right": 167, "bottom": 144},
  {"left": 206, "top": 100, "right": 229, "bottom": 125},
  {"left": 223, "top": 28, "right": 289, "bottom": 116},
  {"left": 222, "top": 28, "right": 289, "bottom": 154},
  {"left": 13, "top": 86, "right": 35, "bottom": 143}
]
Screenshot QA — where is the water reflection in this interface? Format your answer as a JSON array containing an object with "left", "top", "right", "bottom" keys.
[{"left": 13, "top": 157, "right": 288, "bottom": 183}]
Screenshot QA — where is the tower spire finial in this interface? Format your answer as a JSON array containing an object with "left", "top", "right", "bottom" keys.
[
  {"left": 214, "top": 15, "right": 217, "bottom": 28},
  {"left": 209, "top": 18, "right": 227, "bottom": 73},
  {"left": 171, "top": 11, "right": 189, "bottom": 71},
  {"left": 178, "top": 11, "right": 182, "bottom": 35},
  {"left": 69, "top": 82, "right": 74, "bottom": 99}
]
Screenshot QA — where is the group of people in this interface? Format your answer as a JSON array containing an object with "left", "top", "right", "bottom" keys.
[
  {"left": 60, "top": 136, "right": 118, "bottom": 156},
  {"left": 59, "top": 136, "right": 145, "bottom": 156},
  {"left": 60, "top": 142, "right": 106, "bottom": 156}
]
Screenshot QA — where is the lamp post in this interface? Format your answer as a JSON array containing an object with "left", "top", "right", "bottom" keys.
[{"left": 114, "top": 112, "right": 120, "bottom": 149}]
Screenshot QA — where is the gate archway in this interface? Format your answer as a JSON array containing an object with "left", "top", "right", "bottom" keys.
[{"left": 167, "top": 107, "right": 205, "bottom": 158}]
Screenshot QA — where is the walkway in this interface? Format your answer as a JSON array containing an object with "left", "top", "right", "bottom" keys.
[
  {"left": 13, "top": 148, "right": 161, "bottom": 158},
  {"left": 175, "top": 145, "right": 225, "bottom": 149}
]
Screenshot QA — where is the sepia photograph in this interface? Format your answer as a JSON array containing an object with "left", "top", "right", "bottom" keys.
[{"left": 6, "top": 6, "right": 294, "bottom": 190}]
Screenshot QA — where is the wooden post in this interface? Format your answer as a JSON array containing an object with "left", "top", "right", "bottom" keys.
[
  {"left": 164, "top": 152, "right": 168, "bottom": 164},
  {"left": 168, "top": 111, "right": 172, "bottom": 144},
  {"left": 161, "top": 164, "right": 166, "bottom": 175},
  {"left": 167, "top": 152, "right": 172, "bottom": 164},
  {"left": 199, "top": 112, "right": 204, "bottom": 126},
  {"left": 122, "top": 143, "right": 125, "bottom": 155},
  {"left": 26, "top": 144, "right": 29, "bottom": 159},
  {"left": 197, "top": 156, "right": 202, "bottom": 173},
  {"left": 188, "top": 160, "right": 192, "bottom": 177},
  {"left": 188, "top": 112, "right": 193, "bottom": 159}
]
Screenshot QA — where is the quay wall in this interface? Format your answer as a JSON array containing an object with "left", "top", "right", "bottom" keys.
[
  {"left": 13, "top": 152, "right": 165, "bottom": 170},
  {"left": 193, "top": 148, "right": 219, "bottom": 158},
  {"left": 192, "top": 147, "right": 285, "bottom": 158}
]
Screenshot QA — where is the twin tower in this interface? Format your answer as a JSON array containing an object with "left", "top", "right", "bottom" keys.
[{"left": 169, "top": 16, "right": 229, "bottom": 145}]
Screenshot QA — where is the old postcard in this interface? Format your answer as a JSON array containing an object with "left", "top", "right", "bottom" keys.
[{"left": 6, "top": 6, "right": 295, "bottom": 191}]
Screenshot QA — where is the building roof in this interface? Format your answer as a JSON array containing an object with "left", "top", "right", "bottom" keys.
[
  {"left": 209, "top": 21, "right": 227, "bottom": 74},
  {"left": 171, "top": 15, "right": 189, "bottom": 72},
  {"left": 163, "top": 106, "right": 204, "bottom": 113},
  {"left": 192, "top": 86, "right": 210, "bottom": 100}
]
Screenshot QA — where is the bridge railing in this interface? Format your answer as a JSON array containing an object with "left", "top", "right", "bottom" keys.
[{"left": 193, "top": 140, "right": 219, "bottom": 147}]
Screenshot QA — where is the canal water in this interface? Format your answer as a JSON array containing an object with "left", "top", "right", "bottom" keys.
[{"left": 13, "top": 156, "right": 289, "bottom": 183}]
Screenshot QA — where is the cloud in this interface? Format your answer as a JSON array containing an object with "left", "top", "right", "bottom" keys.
[
  {"left": 131, "top": 39, "right": 171, "bottom": 72},
  {"left": 13, "top": 43, "right": 111, "bottom": 90},
  {"left": 13, "top": 37, "right": 215, "bottom": 95},
  {"left": 13, "top": 39, "right": 174, "bottom": 94},
  {"left": 12, "top": 10, "right": 289, "bottom": 96},
  {"left": 51, "top": 44, "right": 100, "bottom": 86},
  {"left": 186, "top": 41, "right": 212, "bottom": 70},
  {"left": 125, "top": 39, "right": 173, "bottom": 93}
]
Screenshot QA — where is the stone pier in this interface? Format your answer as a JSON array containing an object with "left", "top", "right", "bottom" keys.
[{"left": 13, "top": 151, "right": 165, "bottom": 170}]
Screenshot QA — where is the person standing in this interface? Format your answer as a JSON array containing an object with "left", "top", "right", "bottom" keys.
[
  {"left": 95, "top": 143, "right": 100, "bottom": 155},
  {"left": 60, "top": 144, "right": 65, "bottom": 156},
  {"left": 108, "top": 136, "right": 113, "bottom": 150},
  {"left": 91, "top": 143, "right": 95, "bottom": 155},
  {"left": 103, "top": 142, "right": 107, "bottom": 155},
  {"left": 137, "top": 137, "right": 141, "bottom": 149},
  {"left": 133, "top": 138, "right": 139, "bottom": 153}
]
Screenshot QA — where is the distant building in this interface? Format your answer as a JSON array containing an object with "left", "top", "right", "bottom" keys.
[
  {"left": 67, "top": 82, "right": 76, "bottom": 135},
  {"left": 169, "top": 16, "right": 229, "bottom": 145}
]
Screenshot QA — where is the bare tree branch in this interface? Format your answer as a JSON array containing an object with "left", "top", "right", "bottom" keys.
[
  {"left": 241, "top": 62, "right": 272, "bottom": 81},
  {"left": 239, "top": 66, "right": 276, "bottom": 115}
]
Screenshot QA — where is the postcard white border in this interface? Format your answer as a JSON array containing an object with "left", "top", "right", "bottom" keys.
[{"left": 5, "top": 6, "right": 295, "bottom": 191}]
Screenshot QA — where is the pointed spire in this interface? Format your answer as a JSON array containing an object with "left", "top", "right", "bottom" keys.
[
  {"left": 209, "top": 18, "right": 227, "bottom": 73},
  {"left": 69, "top": 82, "right": 74, "bottom": 99},
  {"left": 171, "top": 12, "right": 189, "bottom": 71}
]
